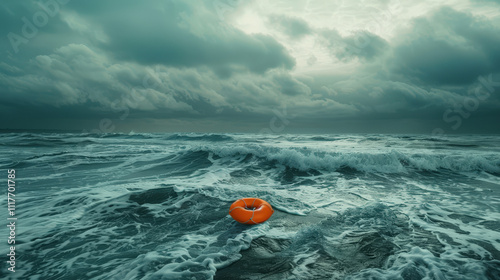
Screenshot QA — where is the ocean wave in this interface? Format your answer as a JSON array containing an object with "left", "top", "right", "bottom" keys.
[
  {"left": 308, "top": 136, "right": 348, "bottom": 141},
  {"left": 215, "top": 204, "right": 411, "bottom": 279},
  {"left": 164, "top": 133, "right": 234, "bottom": 142},
  {"left": 2, "top": 132, "right": 498, "bottom": 280},
  {"left": 192, "top": 145, "right": 500, "bottom": 174},
  {"left": 0, "top": 133, "right": 97, "bottom": 147}
]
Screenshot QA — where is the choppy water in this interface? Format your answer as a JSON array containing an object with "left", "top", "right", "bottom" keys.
[{"left": 1, "top": 132, "right": 499, "bottom": 279}]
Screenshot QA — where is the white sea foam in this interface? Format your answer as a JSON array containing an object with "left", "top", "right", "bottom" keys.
[
  {"left": 192, "top": 143, "right": 500, "bottom": 174},
  {"left": 1, "top": 133, "right": 499, "bottom": 279}
]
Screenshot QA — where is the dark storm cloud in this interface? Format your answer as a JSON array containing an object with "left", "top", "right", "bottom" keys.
[
  {"left": 340, "top": 8, "right": 500, "bottom": 111},
  {"left": 389, "top": 7, "right": 500, "bottom": 85},
  {"left": 319, "top": 29, "right": 389, "bottom": 61},
  {"left": 0, "top": 41, "right": 309, "bottom": 124},
  {"left": 1, "top": 1, "right": 500, "bottom": 133},
  {"left": 273, "top": 73, "right": 311, "bottom": 96},
  {"left": 294, "top": 7, "right": 500, "bottom": 128},
  {"left": 65, "top": 0, "right": 295, "bottom": 74},
  {"left": 268, "top": 15, "right": 313, "bottom": 39},
  {"left": 1, "top": 0, "right": 295, "bottom": 74},
  {"left": 0, "top": 0, "right": 299, "bottom": 130},
  {"left": 1, "top": 1, "right": 86, "bottom": 59}
]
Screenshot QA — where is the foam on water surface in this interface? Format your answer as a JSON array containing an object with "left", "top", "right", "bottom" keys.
[{"left": 0, "top": 133, "right": 499, "bottom": 279}]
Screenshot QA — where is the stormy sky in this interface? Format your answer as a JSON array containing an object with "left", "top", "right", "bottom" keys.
[{"left": 1, "top": 0, "right": 500, "bottom": 134}]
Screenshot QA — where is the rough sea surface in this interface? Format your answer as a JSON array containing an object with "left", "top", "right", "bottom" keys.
[{"left": 1, "top": 132, "right": 499, "bottom": 280}]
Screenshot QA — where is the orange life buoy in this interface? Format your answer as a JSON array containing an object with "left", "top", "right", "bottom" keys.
[{"left": 229, "top": 198, "right": 274, "bottom": 224}]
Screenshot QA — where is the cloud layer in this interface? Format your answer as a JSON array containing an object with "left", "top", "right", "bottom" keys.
[{"left": 1, "top": 0, "right": 499, "bottom": 133}]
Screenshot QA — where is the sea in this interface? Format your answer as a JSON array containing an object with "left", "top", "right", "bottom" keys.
[{"left": 0, "top": 132, "right": 499, "bottom": 280}]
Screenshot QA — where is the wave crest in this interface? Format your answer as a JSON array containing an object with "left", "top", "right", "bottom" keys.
[{"left": 193, "top": 145, "right": 500, "bottom": 174}]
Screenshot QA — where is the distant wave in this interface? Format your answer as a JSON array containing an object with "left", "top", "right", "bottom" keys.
[
  {"left": 308, "top": 136, "right": 348, "bottom": 141},
  {"left": 192, "top": 145, "right": 500, "bottom": 174},
  {"left": 0, "top": 132, "right": 236, "bottom": 146},
  {"left": 0, "top": 135, "right": 97, "bottom": 147},
  {"left": 1, "top": 133, "right": 498, "bottom": 175},
  {"left": 164, "top": 133, "right": 234, "bottom": 142}
]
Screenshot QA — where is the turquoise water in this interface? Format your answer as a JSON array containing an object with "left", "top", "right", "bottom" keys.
[{"left": 0, "top": 133, "right": 499, "bottom": 279}]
